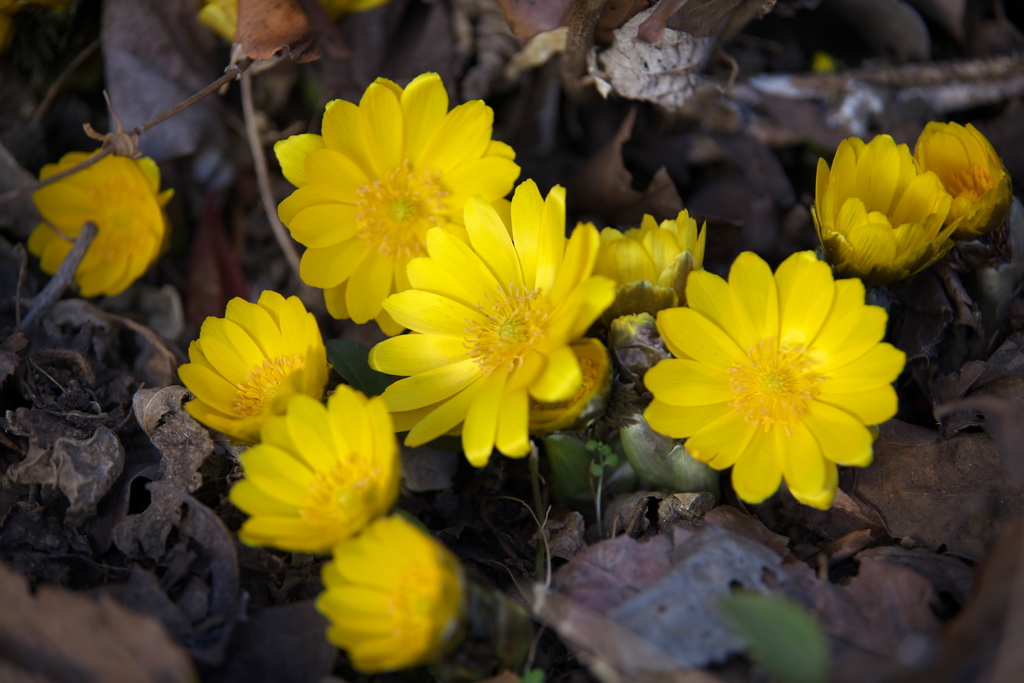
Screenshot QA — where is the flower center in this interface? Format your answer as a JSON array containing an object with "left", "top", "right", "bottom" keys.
[
  {"left": 945, "top": 165, "right": 992, "bottom": 203},
  {"left": 233, "top": 355, "right": 304, "bottom": 417},
  {"left": 299, "top": 457, "right": 381, "bottom": 533},
  {"left": 389, "top": 567, "right": 436, "bottom": 639},
  {"left": 466, "top": 285, "right": 550, "bottom": 374},
  {"left": 728, "top": 339, "right": 821, "bottom": 433},
  {"left": 355, "top": 160, "right": 449, "bottom": 260}
]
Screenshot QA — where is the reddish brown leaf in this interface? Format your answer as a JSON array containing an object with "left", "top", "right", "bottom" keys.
[{"left": 238, "top": 0, "right": 320, "bottom": 62}]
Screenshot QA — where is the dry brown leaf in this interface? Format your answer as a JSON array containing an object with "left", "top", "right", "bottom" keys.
[
  {"left": 566, "top": 108, "right": 684, "bottom": 225},
  {"left": 0, "top": 562, "right": 193, "bottom": 682},
  {"left": 237, "top": 0, "right": 320, "bottom": 62},
  {"left": 6, "top": 409, "right": 125, "bottom": 526},
  {"left": 852, "top": 419, "right": 1024, "bottom": 560}
]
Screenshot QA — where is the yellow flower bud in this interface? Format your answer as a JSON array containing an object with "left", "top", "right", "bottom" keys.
[
  {"left": 915, "top": 121, "right": 1012, "bottom": 239},
  {"left": 812, "top": 134, "right": 956, "bottom": 286}
]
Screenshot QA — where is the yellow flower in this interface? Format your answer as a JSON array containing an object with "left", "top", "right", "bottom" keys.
[
  {"left": 368, "top": 180, "right": 616, "bottom": 466},
  {"left": 198, "top": 0, "right": 389, "bottom": 42},
  {"left": 594, "top": 210, "right": 706, "bottom": 317},
  {"left": 28, "top": 151, "right": 173, "bottom": 298},
  {"left": 197, "top": 0, "right": 237, "bottom": 42},
  {"left": 915, "top": 121, "right": 1012, "bottom": 239},
  {"left": 644, "top": 251, "right": 905, "bottom": 509},
  {"left": 178, "top": 291, "right": 329, "bottom": 445},
  {"left": 596, "top": 210, "right": 706, "bottom": 292},
  {"left": 228, "top": 387, "right": 399, "bottom": 553},
  {"left": 317, "top": 515, "right": 465, "bottom": 673},
  {"left": 274, "top": 72, "right": 520, "bottom": 335},
  {"left": 529, "top": 337, "right": 611, "bottom": 434},
  {"left": 812, "top": 134, "right": 955, "bottom": 286}
]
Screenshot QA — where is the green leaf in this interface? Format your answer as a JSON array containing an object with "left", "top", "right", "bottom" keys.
[
  {"left": 590, "top": 463, "right": 604, "bottom": 478},
  {"left": 521, "top": 669, "right": 546, "bottom": 683},
  {"left": 719, "top": 593, "right": 829, "bottom": 683},
  {"left": 604, "top": 452, "right": 619, "bottom": 467},
  {"left": 585, "top": 440, "right": 599, "bottom": 451},
  {"left": 325, "top": 339, "right": 394, "bottom": 397}
]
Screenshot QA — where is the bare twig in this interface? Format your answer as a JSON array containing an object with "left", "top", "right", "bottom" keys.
[
  {"left": 561, "top": 0, "right": 607, "bottom": 99},
  {"left": 0, "top": 59, "right": 254, "bottom": 209},
  {"left": 240, "top": 68, "right": 302, "bottom": 278},
  {"left": 31, "top": 38, "right": 101, "bottom": 126},
  {"left": 19, "top": 222, "right": 97, "bottom": 330}
]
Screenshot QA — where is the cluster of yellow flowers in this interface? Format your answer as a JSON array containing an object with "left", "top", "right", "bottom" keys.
[
  {"left": 27, "top": 60, "right": 1012, "bottom": 671},
  {"left": 814, "top": 123, "right": 1012, "bottom": 285}
]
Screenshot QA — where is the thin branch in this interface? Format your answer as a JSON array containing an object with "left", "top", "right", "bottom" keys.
[
  {"left": 0, "top": 59, "right": 254, "bottom": 209},
  {"left": 138, "top": 58, "right": 253, "bottom": 134},
  {"left": 19, "top": 221, "right": 97, "bottom": 330},
  {"left": 240, "top": 68, "right": 302, "bottom": 278}
]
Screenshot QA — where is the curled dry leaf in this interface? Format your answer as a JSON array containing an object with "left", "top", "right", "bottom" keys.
[
  {"left": 238, "top": 0, "right": 320, "bottom": 63},
  {"left": 6, "top": 408, "right": 125, "bottom": 526},
  {"left": 113, "top": 393, "right": 214, "bottom": 559},
  {"left": 587, "top": 6, "right": 715, "bottom": 112},
  {"left": 133, "top": 385, "right": 191, "bottom": 439},
  {"left": 0, "top": 562, "right": 194, "bottom": 683}
]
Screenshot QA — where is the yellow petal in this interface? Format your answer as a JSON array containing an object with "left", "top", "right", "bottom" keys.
[
  {"left": 345, "top": 253, "right": 393, "bottom": 324},
  {"left": 321, "top": 98, "right": 375, "bottom": 178},
  {"left": 656, "top": 306, "right": 747, "bottom": 370},
  {"left": 274, "top": 134, "right": 325, "bottom": 188},
  {"left": 382, "top": 289, "right": 488, "bottom": 337},
  {"left": 300, "top": 239, "right": 367, "bottom": 288},
  {"left": 400, "top": 73, "right": 449, "bottom": 164},
  {"left": 727, "top": 252, "right": 779, "bottom": 351},
  {"left": 377, "top": 359, "right": 481, "bottom": 412},
  {"left": 528, "top": 345, "right": 581, "bottom": 403},
  {"left": 405, "top": 380, "right": 483, "bottom": 447},
  {"left": 462, "top": 367, "right": 507, "bottom": 466},
  {"left": 685, "top": 410, "right": 756, "bottom": 469},
  {"left": 464, "top": 196, "right": 522, "bottom": 289},
  {"left": 730, "top": 429, "right": 782, "bottom": 504},
  {"left": 417, "top": 100, "right": 493, "bottom": 174},
  {"left": 803, "top": 401, "right": 874, "bottom": 466},
  {"left": 644, "top": 399, "right": 733, "bottom": 439},
  {"left": 289, "top": 203, "right": 358, "bottom": 248},
  {"left": 359, "top": 79, "right": 404, "bottom": 178},
  {"left": 643, "top": 358, "right": 733, "bottom": 406},
  {"left": 496, "top": 388, "right": 530, "bottom": 457},
  {"left": 775, "top": 251, "right": 834, "bottom": 347},
  {"left": 369, "top": 334, "right": 470, "bottom": 375}
]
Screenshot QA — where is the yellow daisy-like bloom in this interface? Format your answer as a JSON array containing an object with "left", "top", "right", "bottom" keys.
[
  {"left": 274, "top": 72, "right": 520, "bottom": 335},
  {"left": 368, "top": 180, "right": 616, "bottom": 466},
  {"left": 644, "top": 251, "right": 905, "bottom": 509},
  {"left": 812, "top": 134, "right": 955, "bottom": 286},
  {"left": 595, "top": 210, "right": 706, "bottom": 296},
  {"left": 228, "top": 388, "right": 399, "bottom": 553},
  {"left": 178, "top": 291, "right": 329, "bottom": 445},
  {"left": 198, "top": 0, "right": 388, "bottom": 42},
  {"left": 915, "top": 121, "right": 1012, "bottom": 240},
  {"left": 529, "top": 337, "right": 610, "bottom": 434},
  {"left": 28, "top": 151, "right": 173, "bottom": 298},
  {"left": 317, "top": 515, "right": 465, "bottom": 673}
]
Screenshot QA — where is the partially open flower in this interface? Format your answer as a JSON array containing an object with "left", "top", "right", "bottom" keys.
[
  {"left": 178, "top": 291, "right": 329, "bottom": 445},
  {"left": 317, "top": 515, "right": 465, "bottom": 673},
  {"left": 198, "top": 0, "right": 388, "bottom": 42},
  {"left": 812, "top": 134, "right": 955, "bottom": 286},
  {"left": 915, "top": 121, "right": 1012, "bottom": 239},
  {"left": 644, "top": 251, "right": 905, "bottom": 509},
  {"left": 228, "top": 387, "right": 399, "bottom": 553},
  {"left": 529, "top": 337, "right": 611, "bottom": 434},
  {"left": 368, "top": 180, "right": 615, "bottom": 466},
  {"left": 275, "top": 72, "right": 520, "bottom": 335},
  {"left": 594, "top": 210, "right": 706, "bottom": 319},
  {"left": 28, "top": 151, "right": 173, "bottom": 298}
]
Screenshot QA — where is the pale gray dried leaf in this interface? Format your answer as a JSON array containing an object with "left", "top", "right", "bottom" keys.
[
  {"left": 608, "top": 525, "right": 788, "bottom": 667},
  {"left": 6, "top": 408, "right": 125, "bottom": 526},
  {"left": 133, "top": 385, "right": 191, "bottom": 438},
  {"left": 0, "top": 140, "right": 38, "bottom": 240},
  {"left": 0, "top": 563, "right": 194, "bottom": 683},
  {"left": 588, "top": 5, "right": 716, "bottom": 112},
  {"left": 113, "top": 400, "right": 214, "bottom": 559}
]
